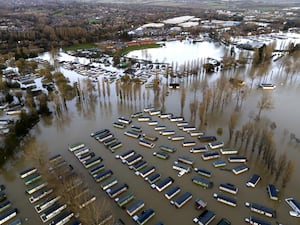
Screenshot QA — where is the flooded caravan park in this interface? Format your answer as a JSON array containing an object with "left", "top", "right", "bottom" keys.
[{"left": 1, "top": 36, "right": 300, "bottom": 225}]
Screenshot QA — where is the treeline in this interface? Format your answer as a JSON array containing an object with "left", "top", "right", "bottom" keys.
[
  {"left": 231, "top": 120, "right": 294, "bottom": 188},
  {"left": 0, "top": 25, "right": 98, "bottom": 57},
  {"left": 0, "top": 1, "right": 186, "bottom": 56},
  {"left": 0, "top": 78, "right": 53, "bottom": 166},
  {"left": 0, "top": 111, "right": 39, "bottom": 165}
]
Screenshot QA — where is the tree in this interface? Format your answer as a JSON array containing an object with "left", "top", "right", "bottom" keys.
[
  {"left": 14, "top": 111, "right": 39, "bottom": 136},
  {"left": 234, "top": 130, "right": 240, "bottom": 147},
  {"left": 82, "top": 78, "right": 96, "bottom": 101},
  {"left": 248, "top": 66, "right": 257, "bottom": 89},
  {"left": 23, "top": 139, "right": 50, "bottom": 172},
  {"left": 257, "top": 92, "right": 273, "bottom": 120},
  {"left": 53, "top": 71, "right": 76, "bottom": 107},
  {"left": 15, "top": 58, "right": 26, "bottom": 74},
  {"left": 251, "top": 128, "right": 261, "bottom": 152},
  {"left": 23, "top": 139, "right": 114, "bottom": 224},
  {"left": 275, "top": 153, "right": 287, "bottom": 181},
  {"left": 38, "top": 68, "right": 53, "bottom": 82},
  {"left": 15, "top": 91, "right": 23, "bottom": 103},
  {"left": 25, "top": 92, "right": 36, "bottom": 113},
  {"left": 198, "top": 102, "right": 206, "bottom": 128},
  {"left": 189, "top": 99, "right": 198, "bottom": 124},
  {"left": 228, "top": 111, "right": 238, "bottom": 143},
  {"left": 281, "top": 160, "right": 294, "bottom": 188},
  {"left": 160, "top": 84, "right": 167, "bottom": 112},
  {"left": 0, "top": 72, "right": 5, "bottom": 91},
  {"left": 239, "top": 122, "right": 254, "bottom": 151},
  {"left": 5, "top": 92, "right": 14, "bottom": 104},
  {"left": 80, "top": 200, "right": 114, "bottom": 225},
  {"left": 190, "top": 80, "right": 201, "bottom": 100},
  {"left": 180, "top": 87, "right": 186, "bottom": 116},
  {"left": 37, "top": 93, "right": 51, "bottom": 115}
]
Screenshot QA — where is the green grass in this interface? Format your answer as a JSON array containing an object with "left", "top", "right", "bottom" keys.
[
  {"left": 64, "top": 43, "right": 97, "bottom": 51},
  {"left": 118, "top": 44, "right": 161, "bottom": 56},
  {"left": 53, "top": 12, "right": 65, "bottom": 17},
  {"left": 88, "top": 18, "right": 98, "bottom": 24}
]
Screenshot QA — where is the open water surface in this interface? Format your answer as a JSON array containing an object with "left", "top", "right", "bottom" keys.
[{"left": 1, "top": 39, "right": 300, "bottom": 225}]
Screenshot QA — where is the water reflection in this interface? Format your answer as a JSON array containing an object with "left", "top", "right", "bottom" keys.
[{"left": 127, "top": 41, "right": 226, "bottom": 64}]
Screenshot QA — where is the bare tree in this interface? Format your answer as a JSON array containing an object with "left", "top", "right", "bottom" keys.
[
  {"left": 257, "top": 92, "right": 273, "bottom": 120},
  {"left": 204, "top": 89, "right": 212, "bottom": 114},
  {"left": 106, "top": 81, "right": 111, "bottom": 98},
  {"left": 15, "top": 91, "right": 23, "bottom": 104},
  {"left": 38, "top": 68, "right": 53, "bottom": 82},
  {"left": 198, "top": 102, "right": 206, "bottom": 128},
  {"left": 244, "top": 123, "right": 254, "bottom": 151},
  {"left": 102, "top": 78, "right": 106, "bottom": 98},
  {"left": 24, "top": 92, "right": 36, "bottom": 113},
  {"left": 210, "top": 83, "right": 217, "bottom": 113},
  {"left": 180, "top": 87, "right": 186, "bottom": 116},
  {"left": 189, "top": 99, "right": 198, "bottom": 124},
  {"left": 262, "top": 135, "right": 276, "bottom": 174},
  {"left": 23, "top": 138, "right": 50, "bottom": 174},
  {"left": 248, "top": 67, "right": 256, "bottom": 90},
  {"left": 97, "top": 79, "right": 101, "bottom": 98},
  {"left": 251, "top": 128, "right": 261, "bottom": 152},
  {"left": 228, "top": 111, "right": 238, "bottom": 143},
  {"left": 239, "top": 123, "right": 250, "bottom": 148},
  {"left": 21, "top": 137, "right": 114, "bottom": 223},
  {"left": 215, "top": 76, "right": 228, "bottom": 111},
  {"left": 82, "top": 78, "right": 96, "bottom": 100},
  {"left": 239, "top": 87, "right": 248, "bottom": 109},
  {"left": 234, "top": 130, "right": 240, "bottom": 147},
  {"left": 281, "top": 160, "right": 294, "bottom": 188},
  {"left": 257, "top": 128, "right": 268, "bottom": 156},
  {"left": 190, "top": 80, "right": 201, "bottom": 101},
  {"left": 80, "top": 200, "right": 114, "bottom": 225},
  {"left": 37, "top": 93, "right": 51, "bottom": 115},
  {"left": 275, "top": 153, "right": 287, "bottom": 182},
  {"left": 160, "top": 84, "right": 167, "bottom": 112}
]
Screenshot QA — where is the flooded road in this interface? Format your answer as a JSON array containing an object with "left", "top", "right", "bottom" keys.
[{"left": 1, "top": 39, "right": 300, "bottom": 225}]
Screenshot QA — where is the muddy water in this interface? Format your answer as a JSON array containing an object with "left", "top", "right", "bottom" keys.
[
  {"left": 1, "top": 42, "right": 300, "bottom": 225},
  {"left": 1, "top": 84, "right": 300, "bottom": 225}
]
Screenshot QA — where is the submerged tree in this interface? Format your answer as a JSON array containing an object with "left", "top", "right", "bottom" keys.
[
  {"left": 189, "top": 99, "right": 198, "bottom": 124},
  {"left": 198, "top": 102, "right": 206, "bottom": 128},
  {"left": 228, "top": 111, "right": 238, "bottom": 143},
  {"left": 274, "top": 153, "right": 287, "bottom": 182},
  {"left": 180, "top": 87, "right": 186, "bottom": 116},
  {"left": 257, "top": 92, "right": 273, "bottom": 120},
  {"left": 80, "top": 200, "right": 114, "bottom": 225},
  {"left": 281, "top": 160, "right": 295, "bottom": 188},
  {"left": 15, "top": 91, "right": 23, "bottom": 104},
  {"left": 252, "top": 43, "right": 274, "bottom": 65},
  {"left": 37, "top": 93, "right": 51, "bottom": 115},
  {"left": 23, "top": 139, "right": 50, "bottom": 172},
  {"left": 242, "top": 122, "right": 254, "bottom": 151}
]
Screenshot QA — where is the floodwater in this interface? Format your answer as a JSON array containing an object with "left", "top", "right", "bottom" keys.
[
  {"left": 1, "top": 38, "right": 300, "bottom": 225},
  {"left": 127, "top": 40, "right": 226, "bottom": 64}
]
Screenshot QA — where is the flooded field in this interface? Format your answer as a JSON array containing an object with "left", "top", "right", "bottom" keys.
[{"left": 1, "top": 38, "right": 300, "bottom": 225}]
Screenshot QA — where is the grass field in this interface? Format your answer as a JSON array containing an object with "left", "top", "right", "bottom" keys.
[
  {"left": 53, "top": 12, "right": 65, "bottom": 17},
  {"left": 64, "top": 43, "right": 98, "bottom": 51},
  {"left": 118, "top": 43, "right": 161, "bottom": 56}
]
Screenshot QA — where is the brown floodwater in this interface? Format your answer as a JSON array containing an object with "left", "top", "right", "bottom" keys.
[{"left": 1, "top": 48, "right": 300, "bottom": 225}]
